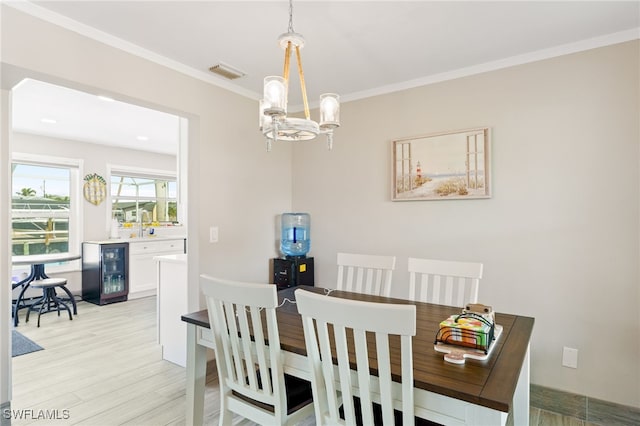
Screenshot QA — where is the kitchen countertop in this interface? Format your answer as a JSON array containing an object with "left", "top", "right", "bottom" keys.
[
  {"left": 84, "top": 236, "right": 186, "bottom": 244},
  {"left": 154, "top": 253, "right": 187, "bottom": 263}
]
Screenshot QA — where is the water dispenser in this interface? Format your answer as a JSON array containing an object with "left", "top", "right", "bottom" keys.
[
  {"left": 273, "top": 213, "right": 314, "bottom": 288},
  {"left": 280, "top": 212, "right": 310, "bottom": 257}
]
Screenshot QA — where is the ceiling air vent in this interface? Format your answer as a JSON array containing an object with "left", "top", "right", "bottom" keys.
[{"left": 208, "top": 63, "right": 246, "bottom": 80}]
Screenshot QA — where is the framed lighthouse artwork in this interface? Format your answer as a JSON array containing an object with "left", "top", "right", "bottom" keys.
[{"left": 392, "top": 127, "right": 491, "bottom": 201}]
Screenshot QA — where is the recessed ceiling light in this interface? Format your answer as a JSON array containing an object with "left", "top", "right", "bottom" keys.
[
  {"left": 40, "top": 118, "right": 57, "bottom": 124},
  {"left": 136, "top": 136, "right": 149, "bottom": 141},
  {"left": 97, "top": 95, "right": 115, "bottom": 102}
]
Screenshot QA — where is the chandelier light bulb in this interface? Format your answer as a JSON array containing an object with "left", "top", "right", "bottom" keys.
[
  {"left": 263, "top": 76, "right": 287, "bottom": 116},
  {"left": 320, "top": 93, "right": 340, "bottom": 129}
]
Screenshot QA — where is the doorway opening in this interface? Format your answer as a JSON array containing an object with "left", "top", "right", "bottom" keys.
[{"left": 7, "top": 76, "right": 191, "bottom": 405}]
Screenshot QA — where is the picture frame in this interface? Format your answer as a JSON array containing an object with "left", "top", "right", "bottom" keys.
[{"left": 392, "top": 127, "right": 491, "bottom": 201}]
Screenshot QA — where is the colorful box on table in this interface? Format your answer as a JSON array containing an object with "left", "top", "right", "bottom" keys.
[{"left": 438, "top": 314, "right": 493, "bottom": 350}]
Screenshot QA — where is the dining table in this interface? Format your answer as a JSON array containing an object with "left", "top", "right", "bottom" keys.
[
  {"left": 12, "top": 252, "right": 81, "bottom": 326},
  {"left": 181, "top": 285, "right": 534, "bottom": 426}
]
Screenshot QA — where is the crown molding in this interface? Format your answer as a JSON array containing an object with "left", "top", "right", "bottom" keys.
[
  {"left": 6, "top": 1, "right": 639, "bottom": 109},
  {"left": 338, "top": 27, "right": 640, "bottom": 105},
  {"left": 4, "top": 0, "right": 261, "bottom": 101}
]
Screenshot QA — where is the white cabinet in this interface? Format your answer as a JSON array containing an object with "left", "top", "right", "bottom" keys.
[
  {"left": 128, "top": 238, "right": 185, "bottom": 299},
  {"left": 155, "top": 254, "right": 187, "bottom": 367}
]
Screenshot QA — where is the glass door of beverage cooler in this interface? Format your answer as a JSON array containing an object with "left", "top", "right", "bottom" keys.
[{"left": 102, "top": 246, "right": 127, "bottom": 297}]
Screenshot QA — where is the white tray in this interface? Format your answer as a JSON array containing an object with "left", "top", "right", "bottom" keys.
[{"left": 434, "top": 324, "right": 503, "bottom": 364}]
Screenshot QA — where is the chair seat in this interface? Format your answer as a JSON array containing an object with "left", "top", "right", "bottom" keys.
[
  {"left": 283, "top": 374, "right": 314, "bottom": 413},
  {"left": 30, "top": 278, "right": 68, "bottom": 288},
  {"left": 25, "top": 277, "right": 73, "bottom": 327},
  {"left": 232, "top": 373, "right": 313, "bottom": 415},
  {"left": 342, "top": 396, "right": 442, "bottom": 425}
]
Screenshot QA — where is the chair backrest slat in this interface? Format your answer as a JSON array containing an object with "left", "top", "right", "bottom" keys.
[
  {"left": 400, "top": 334, "right": 414, "bottom": 425},
  {"left": 334, "top": 324, "right": 356, "bottom": 422},
  {"left": 407, "top": 257, "right": 483, "bottom": 307},
  {"left": 315, "top": 318, "right": 341, "bottom": 421},
  {"left": 375, "top": 332, "right": 394, "bottom": 424},
  {"left": 297, "top": 289, "right": 416, "bottom": 426},
  {"left": 354, "top": 329, "right": 374, "bottom": 425},
  {"left": 336, "top": 252, "right": 396, "bottom": 297},
  {"left": 222, "top": 299, "right": 247, "bottom": 387}
]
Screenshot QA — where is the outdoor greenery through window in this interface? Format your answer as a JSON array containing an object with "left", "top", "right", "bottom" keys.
[
  {"left": 111, "top": 174, "right": 178, "bottom": 225},
  {"left": 12, "top": 162, "right": 75, "bottom": 256}
]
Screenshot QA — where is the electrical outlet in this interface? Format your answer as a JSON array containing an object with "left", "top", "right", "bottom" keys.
[
  {"left": 209, "top": 226, "right": 219, "bottom": 243},
  {"left": 562, "top": 347, "right": 578, "bottom": 368}
]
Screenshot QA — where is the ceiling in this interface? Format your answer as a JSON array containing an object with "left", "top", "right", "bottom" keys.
[
  {"left": 12, "top": 78, "right": 181, "bottom": 155},
  {"left": 8, "top": 1, "right": 640, "bottom": 154}
]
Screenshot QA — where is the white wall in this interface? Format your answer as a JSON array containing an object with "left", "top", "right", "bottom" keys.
[
  {"left": 1, "top": 4, "right": 292, "bottom": 410},
  {"left": 292, "top": 41, "right": 640, "bottom": 407}
]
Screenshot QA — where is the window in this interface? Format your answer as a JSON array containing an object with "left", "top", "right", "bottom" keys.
[
  {"left": 110, "top": 169, "right": 178, "bottom": 224},
  {"left": 11, "top": 155, "right": 82, "bottom": 257}
]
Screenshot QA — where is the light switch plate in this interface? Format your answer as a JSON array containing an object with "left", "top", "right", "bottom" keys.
[
  {"left": 562, "top": 347, "right": 578, "bottom": 368},
  {"left": 209, "top": 226, "right": 219, "bottom": 243}
]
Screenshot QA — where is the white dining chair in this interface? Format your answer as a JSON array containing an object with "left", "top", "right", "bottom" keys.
[
  {"left": 296, "top": 288, "right": 416, "bottom": 426},
  {"left": 407, "top": 257, "right": 483, "bottom": 307},
  {"left": 200, "top": 275, "right": 314, "bottom": 426},
  {"left": 336, "top": 252, "right": 396, "bottom": 297}
]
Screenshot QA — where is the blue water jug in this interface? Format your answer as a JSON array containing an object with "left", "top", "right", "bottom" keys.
[{"left": 280, "top": 213, "right": 310, "bottom": 257}]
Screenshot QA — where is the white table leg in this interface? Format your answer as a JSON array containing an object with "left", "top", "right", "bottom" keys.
[
  {"left": 512, "top": 344, "right": 531, "bottom": 426},
  {"left": 186, "top": 324, "right": 207, "bottom": 425}
]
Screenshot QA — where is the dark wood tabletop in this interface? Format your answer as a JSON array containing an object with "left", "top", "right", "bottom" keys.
[{"left": 182, "top": 285, "right": 534, "bottom": 414}]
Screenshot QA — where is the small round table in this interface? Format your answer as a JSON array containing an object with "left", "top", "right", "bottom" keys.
[{"left": 12, "top": 253, "right": 81, "bottom": 326}]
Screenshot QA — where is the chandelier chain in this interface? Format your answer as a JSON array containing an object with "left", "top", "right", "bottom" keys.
[{"left": 287, "top": 0, "right": 295, "bottom": 33}]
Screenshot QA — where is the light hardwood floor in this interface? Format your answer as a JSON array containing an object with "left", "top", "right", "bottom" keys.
[
  {"left": 11, "top": 296, "right": 224, "bottom": 425},
  {"left": 10, "top": 296, "right": 595, "bottom": 426}
]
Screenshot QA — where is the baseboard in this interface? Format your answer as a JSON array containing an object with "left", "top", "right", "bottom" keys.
[
  {"left": 127, "top": 289, "right": 156, "bottom": 300},
  {"left": 531, "top": 384, "right": 640, "bottom": 425}
]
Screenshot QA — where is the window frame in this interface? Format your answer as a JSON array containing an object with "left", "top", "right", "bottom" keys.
[
  {"left": 106, "top": 164, "right": 178, "bottom": 229},
  {"left": 11, "top": 153, "right": 83, "bottom": 273}
]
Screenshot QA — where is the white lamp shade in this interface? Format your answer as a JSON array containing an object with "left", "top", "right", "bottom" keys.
[
  {"left": 319, "top": 93, "right": 340, "bottom": 129},
  {"left": 263, "top": 76, "right": 287, "bottom": 116}
]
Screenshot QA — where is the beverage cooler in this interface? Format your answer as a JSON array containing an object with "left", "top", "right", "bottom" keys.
[{"left": 82, "top": 241, "right": 129, "bottom": 305}]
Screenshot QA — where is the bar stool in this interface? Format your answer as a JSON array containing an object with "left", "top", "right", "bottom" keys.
[{"left": 26, "top": 278, "right": 74, "bottom": 327}]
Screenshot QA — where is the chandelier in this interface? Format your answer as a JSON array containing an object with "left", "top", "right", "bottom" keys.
[{"left": 259, "top": 0, "right": 340, "bottom": 152}]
